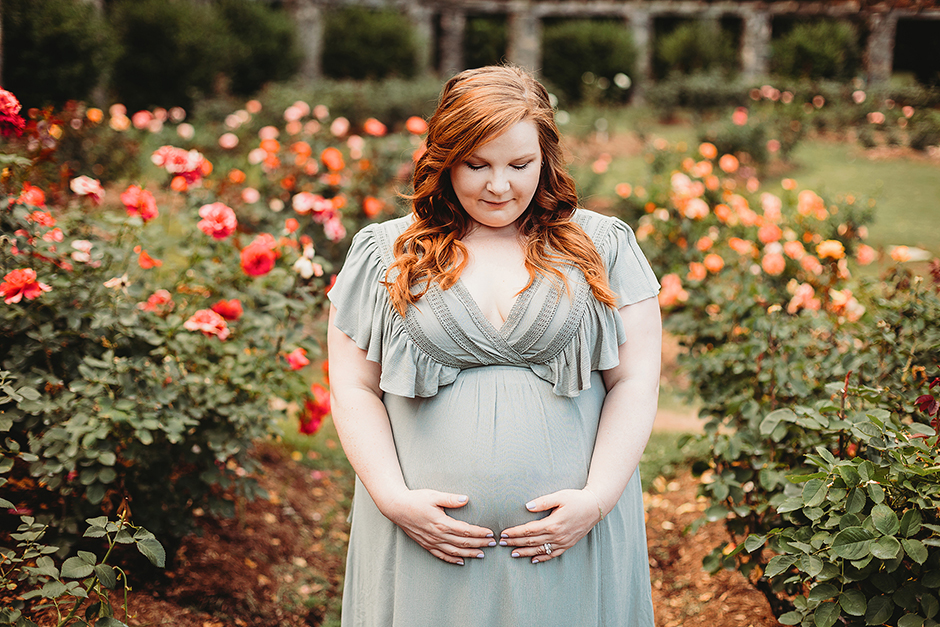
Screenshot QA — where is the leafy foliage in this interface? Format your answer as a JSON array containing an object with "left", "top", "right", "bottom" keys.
[
  {"left": 540, "top": 19, "right": 637, "bottom": 104},
  {"left": 654, "top": 20, "right": 738, "bottom": 78},
  {"left": 771, "top": 20, "right": 862, "bottom": 81},
  {"left": 0, "top": 0, "right": 118, "bottom": 108},
  {"left": 321, "top": 7, "right": 418, "bottom": 80}
]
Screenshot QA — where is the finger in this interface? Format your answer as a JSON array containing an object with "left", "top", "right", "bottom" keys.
[
  {"left": 525, "top": 493, "right": 563, "bottom": 513},
  {"left": 499, "top": 532, "right": 552, "bottom": 548},
  {"left": 440, "top": 530, "right": 498, "bottom": 549},
  {"left": 437, "top": 542, "right": 489, "bottom": 560},
  {"left": 428, "top": 547, "right": 466, "bottom": 566},
  {"left": 510, "top": 543, "right": 566, "bottom": 561},
  {"left": 434, "top": 491, "right": 470, "bottom": 509},
  {"left": 531, "top": 547, "right": 566, "bottom": 564}
]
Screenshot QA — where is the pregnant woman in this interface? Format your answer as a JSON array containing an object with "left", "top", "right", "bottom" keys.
[{"left": 327, "top": 64, "right": 662, "bottom": 626}]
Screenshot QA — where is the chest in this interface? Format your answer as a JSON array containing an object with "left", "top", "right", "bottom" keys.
[{"left": 459, "top": 238, "right": 530, "bottom": 329}]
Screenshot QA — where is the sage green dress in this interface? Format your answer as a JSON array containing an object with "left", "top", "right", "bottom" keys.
[{"left": 329, "top": 209, "right": 660, "bottom": 627}]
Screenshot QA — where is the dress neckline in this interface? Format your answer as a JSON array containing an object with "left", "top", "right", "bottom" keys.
[{"left": 451, "top": 274, "right": 541, "bottom": 338}]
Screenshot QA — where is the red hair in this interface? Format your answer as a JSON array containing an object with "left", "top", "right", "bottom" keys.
[{"left": 387, "top": 65, "right": 617, "bottom": 316}]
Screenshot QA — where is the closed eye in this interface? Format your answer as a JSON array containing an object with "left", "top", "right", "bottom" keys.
[
  {"left": 511, "top": 162, "right": 531, "bottom": 171},
  {"left": 465, "top": 163, "right": 486, "bottom": 171}
]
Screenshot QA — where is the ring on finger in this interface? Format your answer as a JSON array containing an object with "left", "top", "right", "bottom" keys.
[{"left": 543, "top": 542, "right": 553, "bottom": 555}]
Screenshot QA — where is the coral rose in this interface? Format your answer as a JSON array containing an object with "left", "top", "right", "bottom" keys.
[
  {"left": 783, "top": 240, "right": 805, "bottom": 260},
  {"left": 363, "top": 118, "right": 387, "bottom": 137},
  {"left": 658, "top": 274, "right": 689, "bottom": 308},
  {"left": 816, "top": 239, "right": 846, "bottom": 260},
  {"left": 761, "top": 253, "right": 786, "bottom": 276},
  {"left": 197, "top": 202, "right": 237, "bottom": 239},
  {"left": 137, "top": 249, "right": 162, "bottom": 269},
  {"left": 890, "top": 245, "right": 912, "bottom": 262},
  {"left": 405, "top": 116, "right": 428, "bottom": 135},
  {"left": 286, "top": 347, "right": 311, "bottom": 370},
  {"left": 856, "top": 244, "right": 877, "bottom": 265},
  {"left": 324, "top": 216, "right": 347, "bottom": 242},
  {"left": 684, "top": 198, "right": 709, "bottom": 220},
  {"left": 718, "top": 154, "right": 739, "bottom": 173},
  {"left": 299, "top": 383, "right": 331, "bottom": 435},
  {"left": 758, "top": 224, "right": 783, "bottom": 244},
  {"left": 121, "top": 185, "right": 159, "bottom": 222},
  {"left": 687, "top": 262, "right": 707, "bottom": 282},
  {"left": 800, "top": 255, "right": 823, "bottom": 275},
  {"left": 138, "top": 289, "right": 174, "bottom": 315},
  {"left": 241, "top": 241, "right": 277, "bottom": 276},
  {"left": 184, "top": 309, "right": 230, "bottom": 340},
  {"left": 698, "top": 142, "right": 717, "bottom": 159},
  {"left": 0, "top": 268, "right": 51, "bottom": 304},
  {"left": 211, "top": 298, "right": 243, "bottom": 321},
  {"left": 728, "top": 237, "right": 756, "bottom": 257},
  {"left": 17, "top": 183, "right": 46, "bottom": 207},
  {"left": 321, "top": 147, "right": 345, "bottom": 172},
  {"left": 696, "top": 236, "right": 714, "bottom": 252},
  {"left": 363, "top": 196, "right": 384, "bottom": 218},
  {"left": 703, "top": 253, "right": 725, "bottom": 273}
]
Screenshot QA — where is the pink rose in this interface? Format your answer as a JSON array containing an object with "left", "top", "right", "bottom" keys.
[
  {"left": 70, "top": 175, "right": 104, "bottom": 204},
  {"left": 197, "top": 202, "right": 237, "bottom": 239},
  {"left": 0, "top": 88, "right": 25, "bottom": 137},
  {"left": 285, "top": 347, "right": 310, "bottom": 370},
  {"left": 121, "top": 185, "right": 159, "bottom": 222},
  {"left": 0, "top": 268, "right": 51, "bottom": 304},
  {"left": 183, "top": 309, "right": 230, "bottom": 340}
]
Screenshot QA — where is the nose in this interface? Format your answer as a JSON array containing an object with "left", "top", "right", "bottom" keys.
[{"left": 486, "top": 170, "right": 511, "bottom": 195}]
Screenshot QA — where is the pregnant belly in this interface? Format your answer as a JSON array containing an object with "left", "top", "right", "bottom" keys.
[{"left": 384, "top": 366, "right": 606, "bottom": 532}]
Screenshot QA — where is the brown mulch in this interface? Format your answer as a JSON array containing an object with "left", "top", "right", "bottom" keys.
[
  {"left": 645, "top": 474, "right": 779, "bottom": 627},
  {"left": 14, "top": 445, "right": 778, "bottom": 627}
]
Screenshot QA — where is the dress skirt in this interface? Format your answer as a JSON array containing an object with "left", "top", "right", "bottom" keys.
[{"left": 340, "top": 367, "right": 654, "bottom": 627}]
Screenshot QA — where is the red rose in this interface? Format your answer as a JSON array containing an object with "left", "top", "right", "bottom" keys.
[
  {"left": 0, "top": 88, "right": 25, "bottom": 137},
  {"left": 211, "top": 298, "right": 243, "bottom": 321},
  {"left": 138, "top": 289, "right": 174, "bottom": 315},
  {"left": 240, "top": 242, "right": 276, "bottom": 276},
  {"left": 16, "top": 183, "right": 45, "bottom": 207},
  {"left": 299, "top": 383, "right": 330, "bottom": 435},
  {"left": 285, "top": 347, "right": 310, "bottom": 370},
  {"left": 0, "top": 268, "right": 51, "bottom": 304}
]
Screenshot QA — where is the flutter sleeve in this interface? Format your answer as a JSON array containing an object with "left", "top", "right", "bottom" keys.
[
  {"left": 602, "top": 217, "right": 661, "bottom": 308},
  {"left": 327, "top": 222, "right": 461, "bottom": 398}
]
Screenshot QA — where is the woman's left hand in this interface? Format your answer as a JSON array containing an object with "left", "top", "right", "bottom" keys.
[{"left": 498, "top": 489, "right": 603, "bottom": 564}]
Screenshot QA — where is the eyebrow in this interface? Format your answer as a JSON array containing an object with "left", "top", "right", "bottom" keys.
[{"left": 466, "top": 152, "right": 539, "bottom": 161}]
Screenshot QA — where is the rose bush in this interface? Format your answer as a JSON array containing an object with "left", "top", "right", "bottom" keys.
[{"left": 612, "top": 136, "right": 940, "bottom": 624}]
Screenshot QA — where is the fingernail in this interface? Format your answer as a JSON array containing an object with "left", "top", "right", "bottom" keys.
[
  {"left": 511, "top": 552, "right": 520, "bottom": 558},
  {"left": 500, "top": 533, "right": 508, "bottom": 538},
  {"left": 456, "top": 559, "right": 464, "bottom": 566},
  {"left": 457, "top": 495, "right": 468, "bottom": 503},
  {"left": 531, "top": 558, "right": 539, "bottom": 564},
  {"left": 486, "top": 532, "right": 494, "bottom": 538},
  {"left": 477, "top": 552, "right": 485, "bottom": 558},
  {"left": 499, "top": 540, "right": 507, "bottom": 546},
  {"left": 488, "top": 541, "right": 497, "bottom": 547},
  {"left": 526, "top": 501, "right": 535, "bottom": 510}
]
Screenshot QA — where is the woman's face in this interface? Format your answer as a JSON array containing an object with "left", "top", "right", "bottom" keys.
[{"left": 449, "top": 120, "right": 542, "bottom": 232}]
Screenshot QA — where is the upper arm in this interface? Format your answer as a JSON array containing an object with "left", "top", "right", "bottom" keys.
[
  {"left": 327, "top": 304, "right": 383, "bottom": 400},
  {"left": 601, "top": 296, "right": 662, "bottom": 391}
]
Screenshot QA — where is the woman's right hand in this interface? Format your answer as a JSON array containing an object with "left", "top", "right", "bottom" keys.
[{"left": 381, "top": 489, "right": 496, "bottom": 565}]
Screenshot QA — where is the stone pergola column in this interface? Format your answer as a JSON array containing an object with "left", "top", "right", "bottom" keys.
[
  {"left": 507, "top": 6, "right": 541, "bottom": 75},
  {"left": 741, "top": 9, "right": 771, "bottom": 80},
  {"left": 407, "top": 4, "right": 435, "bottom": 77},
  {"left": 295, "top": 0, "right": 324, "bottom": 81},
  {"left": 627, "top": 9, "right": 653, "bottom": 105},
  {"left": 439, "top": 8, "right": 466, "bottom": 77},
  {"left": 866, "top": 11, "right": 898, "bottom": 85}
]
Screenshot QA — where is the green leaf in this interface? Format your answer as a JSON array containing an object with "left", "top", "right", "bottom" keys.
[
  {"left": 831, "top": 527, "right": 875, "bottom": 560},
  {"left": 809, "top": 583, "right": 840, "bottom": 603},
  {"left": 872, "top": 503, "right": 900, "bottom": 535},
  {"left": 760, "top": 408, "right": 796, "bottom": 436},
  {"left": 840, "top": 589, "right": 867, "bottom": 616},
  {"left": 744, "top": 534, "right": 765, "bottom": 553},
  {"left": 869, "top": 482, "right": 886, "bottom": 504},
  {"left": 40, "top": 580, "right": 68, "bottom": 599},
  {"left": 803, "top": 478, "right": 828, "bottom": 507},
  {"left": 136, "top": 537, "right": 166, "bottom": 568},
  {"left": 765, "top": 555, "right": 797, "bottom": 578},
  {"left": 61, "top": 556, "right": 95, "bottom": 579},
  {"left": 778, "top": 611, "right": 803, "bottom": 625},
  {"left": 871, "top": 536, "right": 901, "bottom": 560},
  {"left": 846, "top": 488, "right": 866, "bottom": 514},
  {"left": 865, "top": 595, "right": 894, "bottom": 624},
  {"left": 923, "top": 593, "right": 940, "bottom": 620},
  {"left": 898, "top": 614, "right": 925, "bottom": 627},
  {"left": 95, "top": 619, "right": 129, "bottom": 627},
  {"left": 799, "top": 555, "right": 824, "bottom": 578},
  {"left": 901, "top": 509, "right": 924, "bottom": 537},
  {"left": 95, "top": 564, "right": 117, "bottom": 590},
  {"left": 837, "top": 464, "right": 861, "bottom": 487},
  {"left": 902, "top": 539, "right": 929, "bottom": 565},
  {"left": 814, "top": 601, "right": 840, "bottom": 627},
  {"left": 0, "top": 497, "right": 14, "bottom": 508}
]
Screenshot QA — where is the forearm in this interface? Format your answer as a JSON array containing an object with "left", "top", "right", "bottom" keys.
[
  {"left": 584, "top": 377, "right": 659, "bottom": 515},
  {"left": 331, "top": 385, "right": 410, "bottom": 516}
]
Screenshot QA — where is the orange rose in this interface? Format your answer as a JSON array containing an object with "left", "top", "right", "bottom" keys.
[
  {"left": 698, "top": 142, "right": 717, "bottom": 159},
  {"left": 703, "top": 253, "right": 725, "bottom": 273},
  {"left": 687, "top": 262, "right": 707, "bottom": 282},
  {"left": 761, "top": 253, "right": 786, "bottom": 276},
  {"left": 405, "top": 116, "right": 428, "bottom": 135},
  {"left": 816, "top": 240, "right": 845, "bottom": 260},
  {"left": 718, "top": 154, "right": 739, "bottom": 173},
  {"left": 758, "top": 224, "right": 783, "bottom": 244},
  {"left": 321, "top": 147, "right": 345, "bottom": 172}
]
